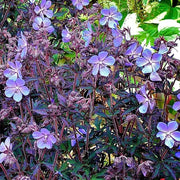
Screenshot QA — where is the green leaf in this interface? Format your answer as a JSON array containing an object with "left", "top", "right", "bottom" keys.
[{"left": 159, "top": 27, "right": 180, "bottom": 36}]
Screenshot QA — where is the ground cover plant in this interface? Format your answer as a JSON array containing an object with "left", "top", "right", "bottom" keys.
[{"left": 0, "top": 0, "right": 180, "bottom": 179}]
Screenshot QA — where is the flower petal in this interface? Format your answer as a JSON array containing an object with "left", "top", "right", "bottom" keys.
[
  {"left": 109, "top": 6, "right": 117, "bottom": 14},
  {"left": 0, "top": 143, "right": 6, "bottom": 152},
  {"left": 32, "top": 22, "right": 40, "bottom": 31},
  {"left": 101, "top": 9, "right": 109, "bottom": 16},
  {"left": 46, "top": 26, "right": 54, "bottom": 33},
  {"left": 150, "top": 72, "right": 162, "bottom": 81},
  {"left": 76, "top": 3, "right": 83, "bottom": 10},
  {"left": 6, "top": 79, "right": 16, "bottom": 87},
  {"left": 173, "top": 101, "right": 180, "bottom": 111},
  {"left": 34, "top": 6, "right": 41, "bottom": 14},
  {"left": 136, "top": 94, "right": 146, "bottom": 103},
  {"left": 112, "top": 12, "right": 122, "bottom": 21},
  {"left": 136, "top": 57, "right": 149, "bottom": 67},
  {"left": 5, "top": 88, "right": 16, "bottom": 98},
  {"left": 125, "top": 43, "right": 137, "bottom": 55},
  {"left": 113, "top": 37, "right": 123, "bottom": 47},
  {"left": 99, "top": 17, "right": 108, "bottom": 26},
  {"left": 158, "top": 43, "right": 168, "bottom": 54},
  {"left": 45, "top": 0, "right": 51, "bottom": 9},
  {"left": 45, "top": 140, "right": 52, "bottom": 149},
  {"left": 157, "top": 122, "right": 168, "bottom": 132},
  {"left": 16, "top": 78, "right": 25, "bottom": 87},
  {"left": 100, "top": 66, "right": 110, "bottom": 77},
  {"left": 4, "top": 68, "right": 13, "bottom": 78},
  {"left": 82, "top": 0, "right": 89, "bottom": 6},
  {"left": 44, "top": 10, "right": 53, "bottom": 18},
  {"left": 88, "top": 55, "right": 99, "bottom": 64},
  {"left": 37, "top": 138, "right": 46, "bottom": 149},
  {"left": 32, "top": 131, "right": 43, "bottom": 139},
  {"left": 48, "top": 135, "right": 57, "bottom": 144},
  {"left": 139, "top": 101, "right": 148, "bottom": 114},
  {"left": 19, "top": 86, "right": 30, "bottom": 96},
  {"left": 156, "top": 132, "right": 166, "bottom": 140},
  {"left": 142, "top": 64, "right": 152, "bottom": 74},
  {"left": 152, "top": 62, "right": 160, "bottom": 72},
  {"left": 171, "top": 131, "right": 180, "bottom": 141},
  {"left": 142, "top": 49, "right": 152, "bottom": 60},
  {"left": 152, "top": 53, "right": 162, "bottom": 62},
  {"left": 99, "top": 51, "right": 108, "bottom": 60},
  {"left": 177, "top": 94, "right": 180, "bottom": 100},
  {"left": 108, "top": 19, "right": 117, "bottom": 28},
  {"left": 104, "top": 56, "right": 115, "bottom": 65},
  {"left": 168, "top": 121, "right": 178, "bottom": 132},
  {"left": 92, "top": 64, "right": 99, "bottom": 76},
  {"left": 5, "top": 137, "right": 11, "bottom": 149},
  {"left": 0, "top": 153, "right": 7, "bottom": 163},
  {"left": 13, "top": 91, "right": 22, "bottom": 102},
  {"left": 71, "top": 139, "right": 76, "bottom": 147},
  {"left": 165, "top": 136, "right": 174, "bottom": 148}
]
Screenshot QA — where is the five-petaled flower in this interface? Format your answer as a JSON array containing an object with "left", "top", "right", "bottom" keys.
[
  {"left": 70, "top": 129, "right": 86, "bottom": 147},
  {"left": 156, "top": 121, "right": 180, "bottom": 148},
  {"left": 125, "top": 42, "right": 143, "bottom": 58},
  {"left": 16, "top": 32, "right": 28, "bottom": 59},
  {"left": 4, "top": 61, "right": 22, "bottom": 81},
  {"left": 136, "top": 49, "right": 162, "bottom": 81},
  {"left": 72, "top": 0, "right": 89, "bottom": 10},
  {"left": 100, "top": 6, "right": 122, "bottom": 29},
  {"left": 34, "top": 0, "right": 53, "bottom": 18},
  {"left": 175, "top": 146, "right": 180, "bottom": 158},
  {"left": 172, "top": 93, "right": 180, "bottom": 111},
  {"left": 111, "top": 27, "right": 123, "bottom": 47},
  {"left": 62, "top": 27, "right": 71, "bottom": 43},
  {"left": 33, "top": 16, "right": 54, "bottom": 33},
  {"left": 82, "top": 21, "right": 92, "bottom": 47},
  {"left": 88, "top": 51, "right": 115, "bottom": 77},
  {"left": 32, "top": 128, "right": 57, "bottom": 149},
  {"left": 5, "top": 78, "right": 30, "bottom": 102},
  {"left": 136, "top": 85, "right": 155, "bottom": 114},
  {"left": 0, "top": 137, "right": 12, "bottom": 163}
]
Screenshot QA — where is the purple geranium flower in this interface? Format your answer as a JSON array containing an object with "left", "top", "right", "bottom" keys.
[
  {"left": 88, "top": 51, "right": 115, "bottom": 77},
  {"left": 125, "top": 42, "right": 143, "bottom": 57},
  {"left": 4, "top": 61, "right": 22, "bottom": 81},
  {"left": 72, "top": 0, "right": 89, "bottom": 10},
  {"left": 70, "top": 129, "right": 86, "bottom": 147},
  {"left": 158, "top": 43, "right": 168, "bottom": 54},
  {"left": 33, "top": 16, "right": 54, "bottom": 34},
  {"left": 0, "top": 137, "right": 12, "bottom": 163},
  {"left": 32, "top": 128, "right": 56, "bottom": 149},
  {"left": 156, "top": 121, "right": 180, "bottom": 148},
  {"left": 62, "top": 27, "right": 71, "bottom": 43},
  {"left": 16, "top": 32, "right": 27, "bottom": 59},
  {"left": 175, "top": 146, "right": 180, "bottom": 158},
  {"left": 172, "top": 93, "right": 180, "bottom": 111},
  {"left": 82, "top": 22, "right": 92, "bottom": 47},
  {"left": 5, "top": 78, "right": 30, "bottom": 102},
  {"left": 136, "top": 49, "right": 162, "bottom": 81},
  {"left": 136, "top": 85, "right": 155, "bottom": 114},
  {"left": 100, "top": 6, "right": 122, "bottom": 29},
  {"left": 111, "top": 27, "right": 123, "bottom": 47},
  {"left": 34, "top": 0, "right": 53, "bottom": 18}
]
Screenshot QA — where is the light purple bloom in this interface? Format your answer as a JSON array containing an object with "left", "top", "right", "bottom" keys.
[
  {"left": 32, "top": 128, "right": 56, "bottom": 149},
  {"left": 82, "top": 22, "right": 92, "bottom": 47},
  {"left": 0, "top": 137, "right": 12, "bottom": 163},
  {"left": 100, "top": 6, "right": 122, "bottom": 29},
  {"left": 4, "top": 61, "right": 22, "bottom": 81},
  {"left": 33, "top": 16, "right": 54, "bottom": 34},
  {"left": 34, "top": 0, "right": 53, "bottom": 18},
  {"left": 62, "top": 27, "right": 71, "bottom": 43},
  {"left": 111, "top": 28, "right": 123, "bottom": 47},
  {"left": 70, "top": 129, "right": 86, "bottom": 147},
  {"left": 156, "top": 121, "right": 180, "bottom": 148},
  {"left": 5, "top": 78, "right": 30, "bottom": 102},
  {"left": 158, "top": 43, "right": 168, "bottom": 54},
  {"left": 175, "top": 146, "right": 180, "bottom": 158},
  {"left": 72, "top": 0, "right": 89, "bottom": 10},
  {"left": 136, "top": 49, "right": 162, "bottom": 81},
  {"left": 172, "top": 94, "right": 180, "bottom": 111},
  {"left": 16, "top": 32, "right": 27, "bottom": 59},
  {"left": 125, "top": 42, "right": 143, "bottom": 57},
  {"left": 136, "top": 85, "right": 155, "bottom": 114},
  {"left": 88, "top": 51, "right": 115, "bottom": 77}
]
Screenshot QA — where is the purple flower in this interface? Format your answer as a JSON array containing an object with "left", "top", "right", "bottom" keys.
[
  {"left": 34, "top": 0, "right": 53, "bottom": 18},
  {"left": 33, "top": 16, "right": 54, "bottom": 34},
  {"left": 125, "top": 42, "right": 142, "bottom": 57},
  {"left": 100, "top": 6, "right": 122, "bottom": 29},
  {"left": 175, "top": 146, "right": 180, "bottom": 158},
  {"left": 158, "top": 43, "right": 168, "bottom": 54},
  {"left": 136, "top": 85, "right": 155, "bottom": 114},
  {"left": 156, "top": 121, "right": 180, "bottom": 148},
  {"left": 62, "top": 27, "right": 71, "bottom": 43},
  {"left": 4, "top": 61, "right": 22, "bottom": 80},
  {"left": 32, "top": 128, "right": 56, "bottom": 149},
  {"left": 0, "top": 137, "right": 12, "bottom": 163},
  {"left": 16, "top": 32, "right": 27, "bottom": 59},
  {"left": 70, "top": 129, "right": 86, "bottom": 147},
  {"left": 5, "top": 78, "right": 30, "bottom": 102},
  {"left": 72, "top": 0, "right": 89, "bottom": 10},
  {"left": 172, "top": 93, "right": 180, "bottom": 111},
  {"left": 111, "top": 28, "right": 123, "bottom": 47},
  {"left": 136, "top": 49, "right": 162, "bottom": 81},
  {"left": 88, "top": 51, "right": 115, "bottom": 77},
  {"left": 82, "top": 22, "right": 92, "bottom": 47}
]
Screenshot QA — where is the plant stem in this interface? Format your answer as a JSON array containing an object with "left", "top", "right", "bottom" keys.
[{"left": 0, "top": 163, "right": 10, "bottom": 180}]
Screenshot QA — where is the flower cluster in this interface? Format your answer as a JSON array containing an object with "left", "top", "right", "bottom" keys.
[
  {"left": 32, "top": 0, "right": 54, "bottom": 33},
  {"left": 72, "top": 0, "right": 89, "bottom": 10},
  {"left": 4, "top": 61, "right": 29, "bottom": 102}
]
